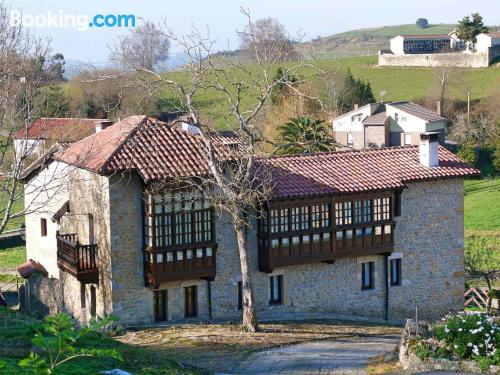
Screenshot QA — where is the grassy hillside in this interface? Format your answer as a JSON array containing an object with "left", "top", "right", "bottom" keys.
[
  {"left": 157, "top": 56, "right": 499, "bottom": 129},
  {"left": 303, "top": 24, "right": 456, "bottom": 59}
]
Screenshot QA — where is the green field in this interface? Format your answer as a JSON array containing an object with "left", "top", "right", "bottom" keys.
[
  {"left": 464, "top": 178, "right": 500, "bottom": 231},
  {"left": 158, "top": 56, "right": 499, "bottom": 129},
  {"left": 333, "top": 24, "right": 455, "bottom": 38},
  {"left": 0, "top": 237, "right": 25, "bottom": 270}
]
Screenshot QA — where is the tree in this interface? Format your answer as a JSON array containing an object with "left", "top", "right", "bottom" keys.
[
  {"left": 0, "top": 3, "right": 64, "bottom": 234},
  {"left": 238, "top": 17, "right": 297, "bottom": 62},
  {"left": 113, "top": 21, "right": 170, "bottom": 71},
  {"left": 456, "top": 13, "right": 489, "bottom": 44},
  {"left": 464, "top": 235, "right": 500, "bottom": 291},
  {"left": 39, "top": 85, "right": 70, "bottom": 118},
  {"left": 337, "top": 69, "right": 375, "bottom": 113},
  {"left": 274, "top": 117, "right": 336, "bottom": 155},
  {"left": 104, "top": 8, "right": 324, "bottom": 331},
  {"left": 416, "top": 18, "right": 429, "bottom": 29},
  {"left": 450, "top": 112, "right": 497, "bottom": 145}
]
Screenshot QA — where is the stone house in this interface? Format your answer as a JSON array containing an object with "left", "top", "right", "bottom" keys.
[
  {"left": 19, "top": 116, "right": 478, "bottom": 325},
  {"left": 332, "top": 101, "right": 447, "bottom": 149}
]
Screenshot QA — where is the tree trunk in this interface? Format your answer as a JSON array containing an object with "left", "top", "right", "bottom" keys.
[{"left": 235, "top": 220, "right": 258, "bottom": 332}]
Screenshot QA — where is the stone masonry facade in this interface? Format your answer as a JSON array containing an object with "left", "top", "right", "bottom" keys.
[{"left": 24, "top": 168, "right": 465, "bottom": 325}]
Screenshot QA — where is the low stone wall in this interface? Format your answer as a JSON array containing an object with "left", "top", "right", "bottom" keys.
[
  {"left": 398, "top": 320, "right": 500, "bottom": 374},
  {"left": 378, "top": 52, "right": 490, "bottom": 68}
]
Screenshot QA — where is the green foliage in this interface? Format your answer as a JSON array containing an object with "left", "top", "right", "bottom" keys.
[
  {"left": 270, "top": 67, "right": 297, "bottom": 104},
  {"left": 38, "top": 86, "right": 70, "bottom": 118},
  {"left": 434, "top": 313, "right": 499, "bottom": 363},
  {"left": 337, "top": 69, "right": 375, "bottom": 113},
  {"left": 19, "top": 313, "right": 122, "bottom": 374},
  {"left": 415, "top": 18, "right": 429, "bottom": 29},
  {"left": 456, "top": 13, "right": 489, "bottom": 43},
  {"left": 457, "top": 142, "right": 477, "bottom": 166},
  {"left": 274, "top": 117, "right": 336, "bottom": 155},
  {"left": 0, "top": 236, "right": 26, "bottom": 269},
  {"left": 464, "top": 178, "right": 500, "bottom": 231}
]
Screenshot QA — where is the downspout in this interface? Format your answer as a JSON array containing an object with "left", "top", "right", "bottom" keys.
[
  {"left": 207, "top": 280, "right": 212, "bottom": 320},
  {"left": 384, "top": 254, "right": 389, "bottom": 321}
]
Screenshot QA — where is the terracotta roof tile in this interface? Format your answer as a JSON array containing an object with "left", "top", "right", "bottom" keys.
[
  {"left": 12, "top": 118, "right": 108, "bottom": 140},
  {"left": 262, "top": 146, "right": 479, "bottom": 199}
]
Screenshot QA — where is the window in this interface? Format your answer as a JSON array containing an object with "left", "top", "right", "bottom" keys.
[
  {"left": 88, "top": 214, "right": 94, "bottom": 244},
  {"left": 311, "top": 204, "right": 329, "bottom": 228},
  {"left": 374, "top": 198, "right": 390, "bottom": 222},
  {"left": 363, "top": 200, "right": 372, "bottom": 223},
  {"left": 354, "top": 201, "right": 362, "bottom": 224},
  {"left": 344, "top": 202, "right": 352, "bottom": 225},
  {"left": 184, "top": 285, "right": 197, "bottom": 318},
  {"left": 154, "top": 290, "right": 167, "bottom": 322},
  {"left": 237, "top": 281, "right": 243, "bottom": 310},
  {"left": 390, "top": 258, "right": 402, "bottom": 286},
  {"left": 394, "top": 191, "right": 401, "bottom": 217},
  {"left": 347, "top": 133, "right": 354, "bottom": 146},
  {"left": 145, "top": 193, "right": 212, "bottom": 249},
  {"left": 40, "top": 218, "right": 47, "bottom": 237},
  {"left": 291, "top": 206, "right": 309, "bottom": 231},
  {"left": 90, "top": 286, "right": 97, "bottom": 317},
  {"left": 269, "top": 275, "right": 283, "bottom": 305},
  {"left": 394, "top": 113, "right": 399, "bottom": 122},
  {"left": 404, "top": 133, "right": 412, "bottom": 145},
  {"left": 361, "top": 262, "right": 374, "bottom": 290},
  {"left": 335, "top": 203, "right": 343, "bottom": 226}
]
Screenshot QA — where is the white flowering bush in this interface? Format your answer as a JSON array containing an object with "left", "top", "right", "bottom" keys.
[{"left": 433, "top": 313, "right": 500, "bottom": 368}]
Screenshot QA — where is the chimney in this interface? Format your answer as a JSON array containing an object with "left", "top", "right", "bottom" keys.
[
  {"left": 180, "top": 116, "right": 200, "bottom": 135},
  {"left": 419, "top": 132, "right": 440, "bottom": 167},
  {"left": 95, "top": 120, "right": 113, "bottom": 133},
  {"left": 436, "top": 100, "right": 441, "bottom": 116},
  {"left": 354, "top": 103, "right": 359, "bottom": 110}
]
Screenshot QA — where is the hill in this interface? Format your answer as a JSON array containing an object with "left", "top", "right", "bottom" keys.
[{"left": 301, "top": 24, "right": 457, "bottom": 59}]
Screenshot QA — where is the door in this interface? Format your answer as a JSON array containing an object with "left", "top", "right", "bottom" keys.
[{"left": 154, "top": 290, "right": 167, "bottom": 322}]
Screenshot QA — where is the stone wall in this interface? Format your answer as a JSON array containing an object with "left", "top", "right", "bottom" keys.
[
  {"left": 378, "top": 52, "right": 490, "bottom": 68},
  {"left": 334, "top": 130, "right": 364, "bottom": 149},
  {"left": 388, "top": 179, "right": 464, "bottom": 320},
  {"left": 364, "top": 125, "right": 388, "bottom": 148}
]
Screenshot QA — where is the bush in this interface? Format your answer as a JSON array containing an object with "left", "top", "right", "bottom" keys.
[
  {"left": 434, "top": 313, "right": 499, "bottom": 365},
  {"left": 457, "top": 142, "right": 478, "bottom": 166}
]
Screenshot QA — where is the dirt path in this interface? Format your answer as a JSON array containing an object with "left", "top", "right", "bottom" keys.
[{"left": 234, "top": 335, "right": 399, "bottom": 374}]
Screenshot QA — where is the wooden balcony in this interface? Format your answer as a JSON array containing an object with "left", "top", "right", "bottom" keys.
[
  {"left": 144, "top": 245, "right": 216, "bottom": 288},
  {"left": 56, "top": 232, "right": 99, "bottom": 284},
  {"left": 258, "top": 224, "right": 394, "bottom": 273}
]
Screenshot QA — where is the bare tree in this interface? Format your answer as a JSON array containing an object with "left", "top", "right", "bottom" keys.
[
  {"left": 105, "top": 8, "right": 326, "bottom": 331},
  {"left": 238, "top": 17, "right": 298, "bottom": 63},
  {"left": 449, "top": 111, "right": 498, "bottom": 145},
  {"left": 431, "top": 62, "right": 457, "bottom": 116},
  {"left": 112, "top": 21, "right": 170, "bottom": 71},
  {"left": 0, "top": 3, "right": 61, "bottom": 234}
]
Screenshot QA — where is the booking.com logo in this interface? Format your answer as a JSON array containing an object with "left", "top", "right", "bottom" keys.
[{"left": 10, "top": 10, "right": 136, "bottom": 31}]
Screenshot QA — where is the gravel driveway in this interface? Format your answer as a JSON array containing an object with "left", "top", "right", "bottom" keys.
[{"left": 234, "top": 335, "right": 400, "bottom": 374}]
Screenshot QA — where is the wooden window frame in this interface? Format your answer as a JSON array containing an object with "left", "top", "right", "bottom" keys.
[
  {"left": 269, "top": 275, "right": 283, "bottom": 305},
  {"left": 40, "top": 218, "right": 47, "bottom": 237},
  {"left": 361, "top": 262, "right": 374, "bottom": 290},
  {"left": 390, "top": 258, "right": 402, "bottom": 286}
]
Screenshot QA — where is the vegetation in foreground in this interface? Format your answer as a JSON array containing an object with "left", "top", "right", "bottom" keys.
[
  {"left": 409, "top": 313, "right": 500, "bottom": 371},
  {"left": 0, "top": 309, "right": 197, "bottom": 375}
]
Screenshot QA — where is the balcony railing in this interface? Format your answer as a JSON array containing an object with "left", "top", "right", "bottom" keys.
[
  {"left": 56, "top": 232, "right": 99, "bottom": 284},
  {"left": 144, "top": 244, "right": 216, "bottom": 288},
  {"left": 258, "top": 223, "right": 395, "bottom": 273}
]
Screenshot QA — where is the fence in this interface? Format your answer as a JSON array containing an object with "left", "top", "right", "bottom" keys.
[{"left": 464, "top": 287, "right": 494, "bottom": 310}]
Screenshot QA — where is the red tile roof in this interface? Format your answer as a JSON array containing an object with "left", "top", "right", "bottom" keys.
[
  {"left": 263, "top": 146, "right": 479, "bottom": 199},
  {"left": 54, "top": 116, "right": 232, "bottom": 181},
  {"left": 17, "top": 259, "right": 48, "bottom": 279},
  {"left": 52, "top": 116, "right": 479, "bottom": 198},
  {"left": 12, "top": 118, "right": 107, "bottom": 140}
]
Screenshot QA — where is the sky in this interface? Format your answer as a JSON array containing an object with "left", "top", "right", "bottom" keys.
[{"left": 9, "top": 0, "right": 500, "bottom": 64}]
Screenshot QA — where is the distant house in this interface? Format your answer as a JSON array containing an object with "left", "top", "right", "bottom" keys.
[
  {"left": 12, "top": 118, "right": 112, "bottom": 159},
  {"left": 389, "top": 34, "right": 454, "bottom": 55},
  {"left": 332, "top": 101, "right": 446, "bottom": 149},
  {"left": 476, "top": 32, "right": 500, "bottom": 54}
]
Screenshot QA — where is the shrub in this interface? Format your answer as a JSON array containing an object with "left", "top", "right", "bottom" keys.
[
  {"left": 457, "top": 142, "right": 478, "bottom": 166},
  {"left": 434, "top": 313, "right": 499, "bottom": 365}
]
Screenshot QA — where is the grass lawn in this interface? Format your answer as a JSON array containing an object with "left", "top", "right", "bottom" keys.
[
  {"left": 0, "top": 308, "right": 198, "bottom": 375},
  {"left": 0, "top": 237, "right": 26, "bottom": 270},
  {"left": 464, "top": 177, "right": 500, "bottom": 231},
  {"left": 118, "top": 320, "right": 401, "bottom": 373}
]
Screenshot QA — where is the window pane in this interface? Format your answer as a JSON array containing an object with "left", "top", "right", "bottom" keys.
[
  {"left": 271, "top": 239, "right": 279, "bottom": 248},
  {"left": 323, "top": 232, "right": 330, "bottom": 241},
  {"left": 345, "top": 230, "right": 353, "bottom": 239},
  {"left": 375, "top": 226, "right": 382, "bottom": 235},
  {"left": 167, "top": 252, "right": 173, "bottom": 262},
  {"left": 176, "top": 251, "right": 184, "bottom": 261},
  {"left": 384, "top": 225, "right": 392, "bottom": 234},
  {"left": 336, "top": 231, "right": 343, "bottom": 240},
  {"left": 312, "top": 234, "right": 321, "bottom": 243},
  {"left": 281, "top": 237, "right": 289, "bottom": 247},
  {"left": 302, "top": 235, "right": 310, "bottom": 244},
  {"left": 206, "top": 247, "right": 213, "bottom": 257},
  {"left": 292, "top": 236, "right": 300, "bottom": 245},
  {"left": 356, "top": 229, "right": 363, "bottom": 238},
  {"left": 186, "top": 250, "right": 193, "bottom": 260},
  {"left": 365, "top": 227, "right": 373, "bottom": 237},
  {"left": 196, "top": 249, "right": 203, "bottom": 258}
]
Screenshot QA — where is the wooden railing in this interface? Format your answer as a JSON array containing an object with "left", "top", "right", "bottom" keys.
[
  {"left": 144, "top": 245, "right": 216, "bottom": 288},
  {"left": 258, "top": 223, "right": 395, "bottom": 273},
  {"left": 56, "top": 232, "right": 98, "bottom": 283}
]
